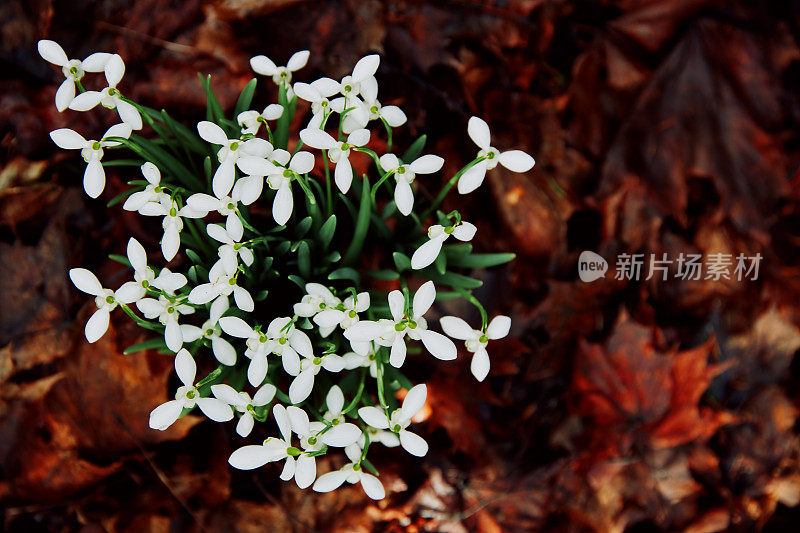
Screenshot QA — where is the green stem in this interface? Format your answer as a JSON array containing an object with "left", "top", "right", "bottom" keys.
[{"left": 422, "top": 157, "right": 486, "bottom": 220}]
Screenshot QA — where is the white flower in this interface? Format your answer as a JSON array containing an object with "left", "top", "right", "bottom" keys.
[
  {"left": 197, "top": 121, "right": 273, "bottom": 199},
  {"left": 346, "top": 281, "right": 456, "bottom": 367},
  {"left": 115, "top": 237, "right": 188, "bottom": 303},
  {"left": 188, "top": 259, "right": 254, "bottom": 312},
  {"left": 237, "top": 104, "right": 284, "bottom": 135},
  {"left": 441, "top": 315, "right": 511, "bottom": 382},
  {"left": 293, "top": 78, "right": 340, "bottom": 129},
  {"left": 322, "top": 385, "right": 346, "bottom": 424},
  {"left": 411, "top": 219, "right": 477, "bottom": 270},
  {"left": 315, "top": 291, "right": 370, "bottom": 332},
  {"left": 186, "top": 184, "right": 249, "bottom": 241},
  {"left": 136, "top": 295, "right": 195, "bottom": 352},
  {"left": 378, "top": 153, "right": 444, "bottom": 216},
  {"left": 49, "top": 123, "right": 132, "bottom": 198},
  {"left": 181, "top": 296, "right": 237, "bottom": 366},
  {"left": 288, "top": 350, "right": 345, "bottom": 404},
  {"left": 68, "top": 268, "right": 138, "bottom": 343},
  {"left": 313, "top": 444, "right": 385, "bottom": 499},
  {"left": 358, "top": 383, "right": 429, "bottom": 457},
  {"left": 211, "top": 383, "right": 276, "bottom": 436},
  {"left": 148, "top": 349, "right": 234, "bottom": 430},
  {"left": 139, "top": 195, "right": 204, "bottom": 261},
  {"left": 69, "top": 54, "right": 142, "bottom": 130},
  {"left": 294, "top": 283, "right": 341, "bottom": 327},
  {"left": 360, "top": 76, "right": 406, "bottom": 127},
  {"left": 337, "top": 54, "right": 380, "bottom": 98},
  {"left": 37, "top": 40, "right": 112, "bottom": 111},
  {"left": 218, "top": 317, "right": 273, "bottom": 387},
  {"left": 458, "top": 116, "right": 535, "bottom": 194},
  {"left": 299, "top": 128, "right": 369, "bottom": 193},
  {"left": 250, "top": 50, "right": 310, "bottom": 97},
  {"left": 123, "top": 162, "right": 168, "bottom": 212},
  {"left": 341, "top": 345, "right": 379, "bottom": 378},
  {"left": 206, "top": 223, "right": 254, "bottom": 274}
]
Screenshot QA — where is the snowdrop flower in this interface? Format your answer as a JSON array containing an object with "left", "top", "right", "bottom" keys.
[
  {"left": 69, "top": 54, "right": 142, "bottom": 130},
  {"left": 115, "top": 237, "right": 188, "bottom": 303},
  {"left": 441, "top": 315, "right": 511, "bottom": 382},
  {"left": 313, "top": 444, "right": 385, "bottom": 499},
  {"left": 238, "top": 148, "right": 314, "bottom": 225},
  {"left": 379, "top": 153, "right": 444, "bottom": 216},
  {"left": 294, "top": 283, "right": 341, "bottom": 317},
  {"left": 68, "top": 268, "right": 138, "bottom": 343},
  {"left": 136, "top": 295, "right": 195, "bottom": 352},
  {"left": 322, "top": 385, "right": 346, "bottom": 424},
  {"left": 360, "top": 76, "right": 406, "bottom": 127},
  {"left": 346, "top": 281, "right": 456, "bottom": 367},
  {"left": 288, "top": 350, "right": 345, "bottom": 404},
  {"left": 293, "top": 78, "right": 340, "bottom": 129},
  {"left": 337, "top": 54, "right": 380, "bottom": 98},
  {"left": 411, "top": 219, "right": 477, "bottom": 270},
  {"left": 237, "top": 104, "right": 284, "bottom": 135},
  {"left": 197, "top": 121, "right": 272, "bottom": 199},
  {"left": 148, "top": 349, "right": 234, "bottom": 430},
  {"left": 358, "top": 384, "right": 429, "bottom": 457},
  {"left": 250, "top": 50, "right": 310, "bottom": 98},
  {"left": 458, "top": 116, "right": 535, "bottom": 194},
  {"left": 299, "top": 128, "right": 369, "bottom": 193},
  {"left": 49, "top": 123, "right": 132, "bottom": 198},
  {"left": 218, "top": 317, "right": 273, "bottom": 386},
  {"left": 342, "top": 345, "right": 379, "bottom": 378},
  {"left": 37, "top": 40, "right": 112, "bottom": 111},
  {"left": 123, "top": 162, "right": 168, "bottom": 212},
  {"left": 139, "top": 195, "right": 203, "bottom": 261},
  {"left": 266, "top": 317, "right": 312, "bottom": 377},
  {"left": 314, "top": 291, "right": 370, "bottom": 332},
  {"left": 211, "top": 383, "right": 276, "bottom": 436},
  {"left": 188, "top": 258, "right": 254, "bottom": 312},
  {"left": 205, "top": 223, "right": 254, "bottom": 274},
  {"left": 185, "top": 184, "right": 249, "bottom": 240},
  {"left": 181, "top": 296, "right": 237, "bottom": 366}
]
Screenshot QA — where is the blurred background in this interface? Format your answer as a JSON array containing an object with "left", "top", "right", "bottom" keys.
[{"left": 2, "top": 0, "right": 800, "bottom": 531}]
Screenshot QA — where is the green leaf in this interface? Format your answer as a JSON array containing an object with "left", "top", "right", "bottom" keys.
[
  {"left": 297, "top": 241, "right": 311, "bottom": 278},
  {"left": 448, "top": 252, "right": 517, "bottom": 269},
  {"left": 434, "top": 250, "right": 447, "bottom": 275},
  {"left": 328, "top": 267, "right": 360, "bottom": 284},
  {"left": 402, "top": 134, "right": 427, "bottom": 163},
  {"left": 288, "top": 274, "right": 305, "bottom": 289},
  {"left": 199, "top": 73, "right": 225, "bottom": 124},
  {"left": 342, "top": 177, "right": 371, "bottom": 266},
  {"left": 318, "top": 214, "right": 337, "bottom": 250},
  {"left": 116, "top": 135, "right": 204, "bottom": 190},
  {"left": 393, "top": 252, "right": 411, "bottom": 272},
  {"left": 196, "top": 365, "right": 225, "bottom": 388},
  {"left": 161, "top": 109, "right": 208, "bottom": 154},
  {"left": 185, "top": 249, "right": 203, "bottom": 264},
  {"left": 124, "top": 338, "right": 168, "bottom": 355},
  {"left": 443, "top": 243, "right": 473, "bottom": 260},
  {"left": 367, "top": 269, "right": 399, "bottom": 280},
  {"left": 234, "top": 78, "right": 257, "bottom": 117},
  {"left": 109, "top": 254, "right": 131, "bottom": 267},
  {"left": 422, "top": 269, "right": 483, "bottom": 289},
  {"left": 103, "top": 159, "right": 144, "bottom": 167},
  {"left": 107, "top": 188, "right": 137, "bottom": 208},
  {"left": 295, "top": 216, "right": 313, "bottom": 239}
]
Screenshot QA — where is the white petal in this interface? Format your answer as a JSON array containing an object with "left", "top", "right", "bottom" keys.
[
  {"left": 452, "top": 221, "right": 477, "bottom": 241},
  {"left": 320, "top": 423, "right": 361, "bottom": 447},
  {"left": 197, "top": 121, "right": 229, "bottom": 145},
  {"left": 486, "top": 315, "right": 511, "bottom": 339},
  {"left": 313, "top": 470, "right": 349, "bottom": 493},
  {"left": 344, "top": 321, "right": 382, "bottom": 342},
  {"left": 352, "top": 54, "right": 380, "bottom": 82},
  {"left": 411, "top": 237, "right": 444, "bottom": 270},
  {"left": 471, "top": 348, "right": 491, "bottom": 381},
  {"left": 409, "top": 154, "right": 444, "bottom": 174},
  {"left": 467, "top": 116, "right": 491, "bottom": 149},
  {"left": 322, "top": 354, "right": 345, "bottom": 372},
  {"left": 280, "top": 456, "right": 296, "bottom": 480},
  {"left": 389, "top": 337, "right": 406, "bottom": 368},
  {"left": 457, "top": 162, "right": 487, "bottom": 195},
  {"left": 114, "top": 282, "right": 145, "bottom": 304},
  {"left": 68, "top": 91, "right": 103, "bottom": 111},
  {"left": 50, "top": 128, "right": 87, "bottom": 150},
  {"left": 399, "top": 430, "right": 428, "bottom": 457},
  {"left": 213, "top": 158, "right": 236, "bottom": 199},
  {"left": 116, "top": 100, "right": 142, "bottom": 130},
  {"left": 252, "top": 384, "right": 277, "bottom": 406},
  {"left": 347, "top": 128, "right": 370, "bottom": 147},
  {"left": 175, "top": 348, "right": 196, "bottom": 385},
  {"left": 412, "top": 280, "right": 436, "bottom": 317},
  {"left": 388, "top": 291, "right": 405, "bottom": 321},
  {"left": 211, "top": 337, "right": 237, "bottom": 366},
  {"left": 294, "top": 454, "right": 316, "bottom": 489},
  {"left": 286, "top": 405, "right": 310, "bottom": 435},
  {"left": 420, "top": 330, "right": 457, "bottom": 361},
  {"left": 498, "top": 150, "right": 535, "bottom": 173},
  {"left": 286, "top": 50, "right": 310, "bottom": 71},
  {"left": 380, "top": 106, "right": 407, "bottom": 127},
  {"left": 236, "top": 156, "right": 271, "bottom": 177},
  {"left": 211, "top": 384, "right": 245, "bottom": 406},
  {"left": 197, "top": 397, "right": 234, "bottom": 422},
  {"left": 289, "top": 368, "right": 315, "bottom": 404},
  {"left": 83, "top": 159, "right": 105, "bottom": 198},
  {"left": 85, "top": 308, "right": 110, "bottom": 343},
  {"left": 273, "top": 404, "right": 292, "bottom": 442},
  {"left": 248, "top": 354, "right": 268, "bottom": 387},
  {"left": 81, "top": 52, "right": 112, "bottom": 72},
  {"left": 37, "top": 40, "right": 68, "bottom": 66},
  {"left": 229, "top": 445, "right": 271, "bottom": 470},
  {"left": 326, "top": 386, "right": 345, "bottom": 416},
  {"left": 311, "top": 77, "right": 340, "bottom": 97},
  {"left": 272, "top": 182, "right": 293, "bottom": 226},
  {"left": 313, "top": 309, "right": 344, "bottom": 328},
  {"left": 181, "top": 324, "right": 203, "bottom": 343},
  {"left": 102, "top": 123, "right": 133, "bottom": 143},
  {"left": 237, "top": 413, "right": 255, "bottom": 437},
  {"left": 127, "top": 238, "right": 148, "bottom": 272},
  {"left": 293, "top": 82, "right": 320, "bottom": 102},
  {"left": 290, "top": 151, "right": 315, "bottom": 174},
  {"left": 55, "top": 78, "right": 76, "bottom": 112},
  {"left": 161, "top": 224, "right": 180, "bottom": 262},
  {"left": 299, "top": 128, "right": 337, "bottom": 150},
  {"left": 233, "top": 286, "right": 254, "bottom": 312},
  {"left": 69, "top": 268, "right": 103, "bottom": 295},
  {"left": 379, "top": 153, "right": 400, "bottom": 172},
  {"left": 394, "top": 178, "right": 414, "bottom": 216},
  {"left": 334, "top": 157, "right": 353, "bottom": 194},
  {"left": 439, "top": 316, "right": 473, "bottom": 340},
  {"left": 148, "top": 400, "right": 183, "bottom": 431},
  {"left": 401, "top": 383, "right": 427, "bottom": 421},
  {"left": 104, "top": 54, "right": 125, "bottom": 86},
  {"left": 358, "top": 406, "right": 389, "bottom": 429},
  {"left": 250, "top": 55, "right": 277, "bottom": 76},
  {"left": 360, "top": 473, "right": 385, "bottom": 499}
]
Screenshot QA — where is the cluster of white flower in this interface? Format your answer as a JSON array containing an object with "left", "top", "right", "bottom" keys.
[{"left": 42, "top": 41, "right": 531, "bottom": 500}]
